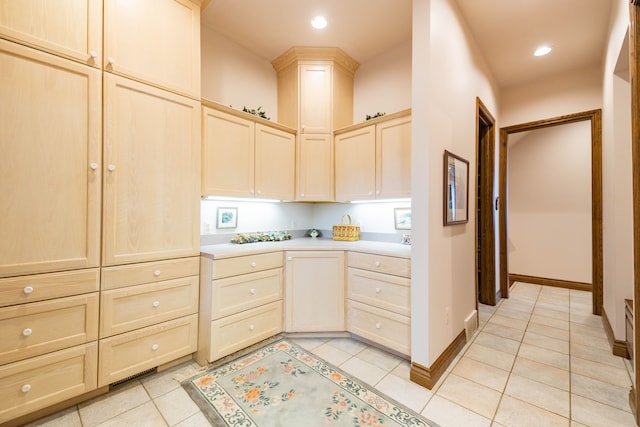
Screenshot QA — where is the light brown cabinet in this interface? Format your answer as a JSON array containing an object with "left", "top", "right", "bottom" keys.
[
  {"left": 197, "top": 252, "right": 284, "bottom": 364},
  {"left": 335, "top": 111, "right": 412, "bottom": 201},
  {"left": 346, "top": 252, "right": 411, "bottom": 356},
  {"left": 285, "top": 251, "right": 345, "bottom": 332},
  {"left": 103, "top": 0, "right": 201, "bottom": 98},
  {"left": 102, "top": 74, "right": 201, "bottom": 267},
  {"left": 0, "top": 40, "right": 102, "bottom": 279},
  {"left": 272, "top": 47, "right": 359, "bottom": 201},
  {"left": 202, "top": 102, "right": 296, "bottom": 200},
  {"left": 0, "top": 0, "right": 102, "bottom": 67}
]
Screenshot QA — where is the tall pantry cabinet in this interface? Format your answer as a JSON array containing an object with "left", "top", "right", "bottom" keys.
[{"left": 0, "top": 1, "right": 202, "bottom": 423}]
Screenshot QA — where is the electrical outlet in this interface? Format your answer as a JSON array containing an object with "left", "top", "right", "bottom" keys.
[
  {"left": 445, "top": 306, "right": 450, "bottom": 325},
  {"left": 204, "top": 222, "right": 211, "bottom": 233}
]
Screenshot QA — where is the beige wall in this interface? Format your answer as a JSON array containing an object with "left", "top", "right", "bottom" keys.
[
  {"left": 200, "top": 26, "right": 278, "bottom": 120},
  {"left": 507, "top": 122, "right": 593, "bottom": 283},
  {"left": 411, "top": 0, "right": 499, "bottom": 366},
  {"left": 602, "top": 0, "right": 634, "bottom": 340},
  {"left": 353, "top": 40, "right": 412, "bottom": 122}
]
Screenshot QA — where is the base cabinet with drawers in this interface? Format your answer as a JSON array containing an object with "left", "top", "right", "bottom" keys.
[
  {"left": 197, "top": 252, "right": 284, "bottom": 365},
  {"left": 346, "top": 252, "right": 411, "bottom": 356},
  {"left": 98, "top": 257, "right": 200, "bottom": 387},
  {"left": 0, "top": 269, "right": 100, "bottom": 424}
]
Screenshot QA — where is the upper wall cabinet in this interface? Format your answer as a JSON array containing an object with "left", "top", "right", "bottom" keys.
[
  {"left": 102, "top": 74, "right": 201, "bottom": 266},
  {"left": 0, "top": 39, "right": 102, "bottom": 278},
  {"left": 272, "top": 47, "right": 359, "bottom": 133},
  {"left": 335, "top": 110, "right": 412, "bottom": 201},
  {"left": 272, "top": 47, "right": 359, "bottom": 201},
  {"left": 104, "top": 0, "right": 201, "bottom": 99},
  {"left": 0, "top": 0, "right": 102, "bottom": 67},
  {"left": 202, "top": 101, "right": 296, "bottom": 200}
]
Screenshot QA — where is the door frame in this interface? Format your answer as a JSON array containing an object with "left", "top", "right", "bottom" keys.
[
  {"left": 476, "top": 98, "right": 497, "bottom": 305},
  {"left": 630, "top": 0, "right": 640, "bottom": 422},
  {"left": 498, "top": 110, "right": 603, "bottom": 314}
]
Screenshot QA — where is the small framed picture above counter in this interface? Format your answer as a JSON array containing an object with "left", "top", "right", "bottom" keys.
[
  {"left": 394, "top": 208, "right": 411, "bottom": 230},
  {"left": 217, "top": 207, "right": 238, "bottom": 229}
]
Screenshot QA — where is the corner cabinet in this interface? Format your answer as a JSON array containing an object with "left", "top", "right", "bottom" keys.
[
  {"left": 285, "top": 251, "right": 345, "bottom": 332},
  {"left": 272, "top": 47, "right": 359, "bottom": 201},
  {"left": 201, "top": 101, "right": 296, "bottom": 200},
  {"left": 335, "top": 110, "right": 412, "bottom": 201}
]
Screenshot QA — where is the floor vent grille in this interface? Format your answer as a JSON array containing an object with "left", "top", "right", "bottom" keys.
[{"left": 109, "top": 367, "right": 157, "bottom": 390}]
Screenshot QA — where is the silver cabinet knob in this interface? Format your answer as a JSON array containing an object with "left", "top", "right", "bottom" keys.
[
  {"left": 375, "top": 322, "right": 381, "bottom": 329},
  {"left": 153, "top": 270, "right": 161, "bottom": 277},
  {"left": 107, "top": 56, "right": 115, "bottom": 65},
  {"left": 250, "top": 262, "right": 257, "bottom": 268},
  {"left": 21, "top": 384, "right": 31, "bottom": 393},
  {"left": 152, "top": 301, "right": 160, "bottom": 308},
  {"left": 151, "top": 344, "right": 159, "bottom": 351},
  {"left": 249, "top": 289, "right": 256, "bottom": 295},
  {"left": 89, "top": 163, "right": 99, "bottom": 170},
  {"left": 22, "top": 328, "right": 33, "bottom": 336},
  {"left": 23, "top": 286, "right": 34, "bottom": 294},
  {"left": 107, "top": 164, "right": 116, "bottom": 172},
  {"left": 375, "top": 287, "right": 381, "bottom": 294},
  {"left": 249, "top": 324, "right": 255, "bottom": 331}
]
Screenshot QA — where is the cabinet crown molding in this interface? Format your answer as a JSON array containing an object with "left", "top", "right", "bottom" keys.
[{"left": 271, "top": 46, "right": 360, "bottom": 76}]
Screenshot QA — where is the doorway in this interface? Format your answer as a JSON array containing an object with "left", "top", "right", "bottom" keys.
[
  {"left": 498, "top": 110, "right": 603, "bottom": 315},
  {"left": 476, "top": 98, "right": 497, "bottom": 305}
]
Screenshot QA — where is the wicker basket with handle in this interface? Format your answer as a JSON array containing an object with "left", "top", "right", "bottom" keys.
[{"left": 332, "top": 214, "right": 360, "bottom": 241}]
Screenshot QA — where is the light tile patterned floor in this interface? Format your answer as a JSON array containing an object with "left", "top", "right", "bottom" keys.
[{"left": 25, "top": 283, "right": 636, "bottom": 426}]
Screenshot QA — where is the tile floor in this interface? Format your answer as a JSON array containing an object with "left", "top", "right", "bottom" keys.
[{"left": 25, "top": 283, "right": 636, "bottom": 427}]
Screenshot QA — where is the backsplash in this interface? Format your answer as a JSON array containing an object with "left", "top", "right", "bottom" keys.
[{"left": 200, "top": 199, "right": 411, "bottom": 244}]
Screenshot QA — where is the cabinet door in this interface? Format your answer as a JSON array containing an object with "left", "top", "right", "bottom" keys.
[
  {"left": 104, "top": 0, "right": 200, "bottom": 98},
  {"left": 202, "top": 107, "right": 254, "bottom": 198},
  {"left": 285, "top": 251, "right": 345, "bottom": 332},
  {"left": 0, "top": 0, "right": 102, "bottom": 67},
  {"left": 296, "top": 134, "right": 333, "bottom": 201},
  {"left": 255, "top": 124, "right": 295, "bottom": 200},
  {"left": 103, "top": 74, "right": 200, "bottom": 266},
  {"left": 299, "top": 64, "right": 331, "bottom": 134},
  {"left": 334, "top": 126, "right": 376, "bottom": 201},
  {"left": 376, "top": 115, "right": 411, "bottom": 199},
  {"left": 0, "top": 40, "right": 101, "bottom": 278}
]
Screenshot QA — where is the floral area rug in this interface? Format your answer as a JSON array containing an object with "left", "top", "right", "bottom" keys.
[{"left": 182, "top": 340, "right": 439, "bottom": 427}]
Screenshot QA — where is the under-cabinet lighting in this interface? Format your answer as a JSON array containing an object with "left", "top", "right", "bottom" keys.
[
  {"left": 350, "top": 198, "right": 411, "bottom": 204},
  {"left": 203, "top": 196, "right": 281, "bottom": 203}
]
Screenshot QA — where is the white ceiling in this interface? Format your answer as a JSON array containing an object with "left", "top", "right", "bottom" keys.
[{"left": 201, "top": 0, "right": 614, "bottom": 89}]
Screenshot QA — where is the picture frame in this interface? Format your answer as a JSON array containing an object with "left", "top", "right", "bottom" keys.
[
  {"left": 443, "top": 150, "right": 469, "bottom": 226},
  {"left": 394, "top": 208, "right": 412, "bottom": 230},
  {"left": 216, "top": 207, "right": 238, "bottom": 229}
]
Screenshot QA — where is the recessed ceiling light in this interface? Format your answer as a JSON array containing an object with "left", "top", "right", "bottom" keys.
[
  {"left": 534, "top": 46, "right": 552, "bottom": 57},
  {"left": 311, "top": 16, "right": 327, "bottom": 29}
]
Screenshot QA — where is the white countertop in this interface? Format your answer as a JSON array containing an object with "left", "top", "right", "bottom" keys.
[{"left": 200, "top": 238, "right": 411, "bottom": 259}]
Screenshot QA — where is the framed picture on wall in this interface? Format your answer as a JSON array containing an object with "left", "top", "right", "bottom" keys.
[
  {"left": 394, "top": 208, "right": 412, "bottom": 230},
  {"left": 217, "top": 207, "right": 238, "bottom": 229},
  {"left": 443, "top": 150, "right": 469, "bottom": 226}
]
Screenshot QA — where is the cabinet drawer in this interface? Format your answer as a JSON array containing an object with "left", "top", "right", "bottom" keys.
[
  {"left": 101, "top": 257, "right": 199, "bottom": 290},
  {"left": 0, "top": 269, "right": 99, "bottom": 308},
  {"left": 347, "top": 300, "right": 410, "bottom": 356},
  {"left": 100, "top": 277, "right": 199, "bottom": 337},
  {"left": 210, "top": 301, "right": 283, "bottom": 361},
  {"left": 212, "top": 268, "right": 283, "bottom": 319},
  {"left": 98, "top": 314, "right": 198, "bottom": 387},
  {"left": 213, "top": 252, "right": 283, "bottom": 279},
  {"left": 348, "top": 252, "right": 410, "bottom": 278},
  {"left": 0, "top": 293, "right": 99, "bottom": 365},
  {"left": 347, "top": 268, "right": 410, "bottom": 316},
  {"left": 0, "top": 342, "right": 97, "bottom": 425}
]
